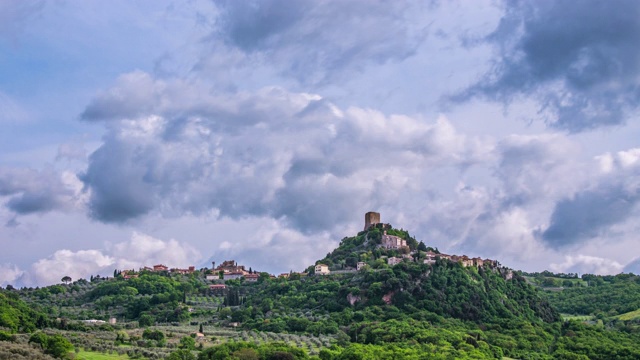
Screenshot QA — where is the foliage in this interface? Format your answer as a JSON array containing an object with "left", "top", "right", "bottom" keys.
[
  {"left": 142, "top": 328, "right": 166, "bottom": 346},
  {"left": 168, "top": 349, "right": 197, "bottom": 360},
  {"left": 179, "top": 335, "right": 196, "bottom": 350},
  {"left": 0, "top": 330, "right": 17, "bottom": 342},
  {"left": 545, "top": 273, "right": 640, "bottom": 315},
  {"left": 0, "top": 290, "right": 49, "bottom": 332},
  {"left": 198, "top": 341, "right": 307, "bottom": 360},
  {"left": 0, "top": 341, "right": 57, "bottom": 360},
  {"left": 29, "top": 332, "right": 74, "bottom": 359}
]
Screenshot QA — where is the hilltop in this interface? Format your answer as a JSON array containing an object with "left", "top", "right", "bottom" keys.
[{"left": 3, "top": 212, "right": 640, "bottom": 359}]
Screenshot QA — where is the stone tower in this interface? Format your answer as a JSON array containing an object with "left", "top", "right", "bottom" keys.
[{"left": 364, "top": 211, "right": 381, "bottom": 231}]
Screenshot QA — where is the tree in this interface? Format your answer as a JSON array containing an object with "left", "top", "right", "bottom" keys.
[
  {"left": 29, "top": 332, "right": 48, "bottom": 349},
  {"left": 143, "top": 329, "right": 166, "bottom": 347},
  {"left": 30, "top": 333, "right": 73, "bottom": 359},
  {"left": 139, "top": 314, "right": 154, "bottom": 327},
  {"left": 233, "top": 348, "right": 259, "bottom": 360},
  {"left": 199, "top": 323, "right": 204, "bottom": 334},
  {"left": 61, "top": 276, "right": 72, "bottom": 285},
  {"left": 417, "top": 241, "right": 428, "bottom": 252},
  {"left": 179, "top": 282, "right": 194, "bottom": 303},
  {"left": 179, "top": 335, "right": 196, "bottom": 350},
  {"left": 45, "top": 334, "right": 74, "bottom": 359},
  {"left": 167, "top": 349, "right": 196, "bottom": 360}
]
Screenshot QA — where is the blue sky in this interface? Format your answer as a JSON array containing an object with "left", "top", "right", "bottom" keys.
[{"left": 2, "top": 0, "right": 640, "bottom": 286}]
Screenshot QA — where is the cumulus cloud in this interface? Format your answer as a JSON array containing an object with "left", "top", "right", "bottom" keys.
[
  {"left": 205, "top": 219, "right": 337, "bottom": 273},
  {"left": 453, "top": 0, "right": 640, "bottom": 132},
  {"left": 21, "top": 232, "right": 200, "bottom": 286},
  {"left": 541, "top": 186, "right": 640, "bottom": 248},
  {"left": 0, "top": 263, "right": 25, "bottom": 287},
  {"left": 211, "top": 0, "right": 430, "bottom": 84},
  {"left": 416, "top": 134, "right": 581, "bottom": 259},
  {"left": 31, "top": 249, "right": 115, "bottom": 286},
  {"left": 550, "top": 255, "right": 624, "bottom": 275},
  {"left": 541, "top": 148, "right": 640, "bottom": 248},
  {"left": 79, "top": 72, "right": 484, "bottom": 233},
  {"left": 0, "top": 167, "right": 84, "bottom": 216},
  {"left": 110, "top": 231, "right": 201, "bottom": 270},
  {"left": 495, "top": 134, "right": 583, "bottom": 205}
]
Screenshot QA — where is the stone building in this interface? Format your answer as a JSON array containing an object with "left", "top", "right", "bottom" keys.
[
  {"left": 364, "top": 211, "right": 381, "bottom": 231},
  {"left": 214, "top": 260, "right": 246, "bottom": 274},
  {"left": 380, "top": 231, "right": 407, "bottom": 249}
]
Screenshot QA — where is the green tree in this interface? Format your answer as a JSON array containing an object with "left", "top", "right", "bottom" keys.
[
  {"left": 168, "top": 349, "right": 196, "bottom": 360},
  {"left": 139, "top": 314, "right": 154, "bottom": 327},
  {"left": 29, "top": 332, "right": 48, "bottom": 349},
  {"left": 233, "top": 348, "right": 259, "bottom": 359},
  {"left": 45, "top": 334, "right": 74, "bottom": 359},
  {"left": 417, "top": 241, "right": 428, "bottom": 251},
  {"left": 61, "top": 276, "right": 72, "bottom": 284},
  {"left": 180, "top": 335, "right": 196, "bottom": 350}
]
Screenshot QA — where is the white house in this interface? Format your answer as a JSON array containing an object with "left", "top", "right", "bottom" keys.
[
  {"left": 224, "top": 272, "right": 244, "bottom": 280},
  {"left": 315, "top": 264, "right": 330, "bottom": 275}
]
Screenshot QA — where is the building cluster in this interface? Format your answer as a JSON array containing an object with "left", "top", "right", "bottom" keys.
[
  {"left": 121, "top": 212, "right": 502, "bottom": 286},
  {"left": 206, "top": 260, "right": 260, "bottom": 282},
  {"left": 122, "top": 264, "right": 197, "bottom": 279},
  {"left": 314, "top": 212, "right": 500, "bottom": 276},
  {"left": 392, "top": 251, "right": 498, "bottom": 268}
]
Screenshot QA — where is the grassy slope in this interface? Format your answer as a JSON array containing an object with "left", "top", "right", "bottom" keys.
[
  {"left": 75, "top": 350, "right": 130, "bottom": 359},
  {"left": 617, "top": 309, "right": 640, "bottom": 321}
]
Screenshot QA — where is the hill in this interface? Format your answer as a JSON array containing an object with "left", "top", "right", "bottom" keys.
[{"left": 5, "top": 216, "right": 640, "bottom": 359}]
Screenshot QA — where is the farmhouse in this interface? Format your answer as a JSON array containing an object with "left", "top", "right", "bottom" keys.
[{"left": 315, "top": 264, "right": 330, "bottom": 275}]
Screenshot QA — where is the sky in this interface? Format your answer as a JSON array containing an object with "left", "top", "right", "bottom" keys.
[{"left": 1, "top": 0, "right": 640, "bottom": 287}]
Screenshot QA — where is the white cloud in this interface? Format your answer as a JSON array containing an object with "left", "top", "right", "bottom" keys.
[
  {"left": 31, "top": 249, "right": 115, "bottom": 286},
  {"left": 550, "top": 255, "right": 624, "bottom": 275},
  {"left": 211, "top": 0, "right": 431, "bottom": 85},
  {"left": 79, "top": 74, "right": 486, "bottom": 234},
  {"left": 4, "top": 1, "right": 640, "bottom": 281},
  {"left": 16, "top": 232, "right": 201, "bottom": 286},
  {"left": 111, "top": 232, "right": 201, "bottom": 270},
  {"left": 0, "top": 263, "right": 25, "bottom": 287}
]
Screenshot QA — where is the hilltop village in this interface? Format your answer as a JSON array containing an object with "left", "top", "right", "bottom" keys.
[
  {"left": 117, "top": 211, "right": 506, "bottom": 287},
  {"left": 8, "top": 212, "right": 636, "bottom": 360}
]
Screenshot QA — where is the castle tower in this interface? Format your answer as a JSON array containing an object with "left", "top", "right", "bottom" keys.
[{"left": 364, "top": 211, "right": 381, "bottom": 231}]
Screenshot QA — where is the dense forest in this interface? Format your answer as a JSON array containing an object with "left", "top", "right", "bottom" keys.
[{"left": 2, "top": 224, "right": 640, "bottom": 359}]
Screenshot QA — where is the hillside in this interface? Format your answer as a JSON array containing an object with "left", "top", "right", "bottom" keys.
[{"left": 5, "top": 219, "right": 640, "bottom": 359}]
